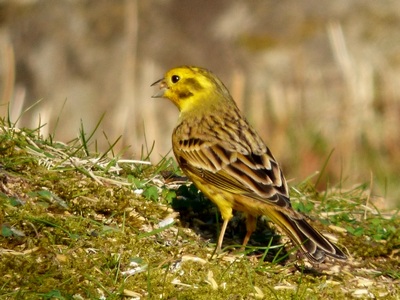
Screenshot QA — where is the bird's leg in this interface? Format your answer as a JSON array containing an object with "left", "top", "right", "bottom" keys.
[
  {"left": 241, "top": 214, "right": 257, "bottom": 251},
  {"left": 217, "top": 218, "right": 229, "bottom": 252}
]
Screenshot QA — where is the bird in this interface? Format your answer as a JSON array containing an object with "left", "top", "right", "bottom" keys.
[{"left": 151, "top": 66, "right": 347, "bottom": 263}]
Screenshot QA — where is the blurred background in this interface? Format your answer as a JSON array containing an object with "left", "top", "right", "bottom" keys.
[{"left": 1, "top": 0, "right": 399, "bottom": 207}]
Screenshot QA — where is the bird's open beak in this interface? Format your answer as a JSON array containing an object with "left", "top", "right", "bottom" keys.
[{"left": 151, "top": 78, "right": 168, "bottom": 98}]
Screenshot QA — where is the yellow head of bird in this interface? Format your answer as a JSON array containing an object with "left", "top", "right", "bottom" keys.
[{"left": 151, "top": 66, "right": 230, "bottom": 113}]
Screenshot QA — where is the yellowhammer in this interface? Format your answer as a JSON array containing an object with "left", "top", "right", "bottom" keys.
[{"left": 152, "top": 66, "right": 347, "bottom": 263}]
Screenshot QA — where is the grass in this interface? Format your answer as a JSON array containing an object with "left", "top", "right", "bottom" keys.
[{"left": 0, "top": 117, "right": 399, "bottom": 300}]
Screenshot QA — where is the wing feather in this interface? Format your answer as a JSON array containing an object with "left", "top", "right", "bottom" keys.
[{"left": 174, "top": 133, "right": 291, "bottom": 209}]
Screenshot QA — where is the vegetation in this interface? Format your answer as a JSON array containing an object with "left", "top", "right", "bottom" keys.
[{"left": 0, "top": 117, "right": 398, "bottom": 299}]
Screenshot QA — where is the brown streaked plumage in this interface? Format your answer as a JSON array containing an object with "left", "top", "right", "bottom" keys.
[{"left": 152, "top": 66, "right": 347, "bottom": 263}]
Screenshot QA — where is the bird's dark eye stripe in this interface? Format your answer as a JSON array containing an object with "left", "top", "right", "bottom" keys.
[
  {"left": 184, "top": 78, "right": 203, "bottom": 90},
  {"left": 171, "top": 75, "right": 180, "bottom": 83}
]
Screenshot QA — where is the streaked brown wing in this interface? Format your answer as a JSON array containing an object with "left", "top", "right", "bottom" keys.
[{"left": 174, "top": 137, "right": 291, "bottom": 210}]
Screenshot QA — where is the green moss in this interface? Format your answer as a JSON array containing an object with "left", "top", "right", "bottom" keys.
[{"left": 0, "top": 124, "right": 399, "bottom": 299}]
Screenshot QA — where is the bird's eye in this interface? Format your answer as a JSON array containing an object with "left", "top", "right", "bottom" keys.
[{"left": 171, "top": 75, "right": 180, "bottom": 83}]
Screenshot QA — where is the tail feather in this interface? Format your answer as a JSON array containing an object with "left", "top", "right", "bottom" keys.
[{"left": 266, "top": 209, "right": 347, "bottom": 263}]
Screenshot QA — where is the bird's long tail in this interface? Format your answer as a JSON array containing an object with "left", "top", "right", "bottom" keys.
[{"left": 266, "top": 209, "right": 347, "bottom": 263}]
